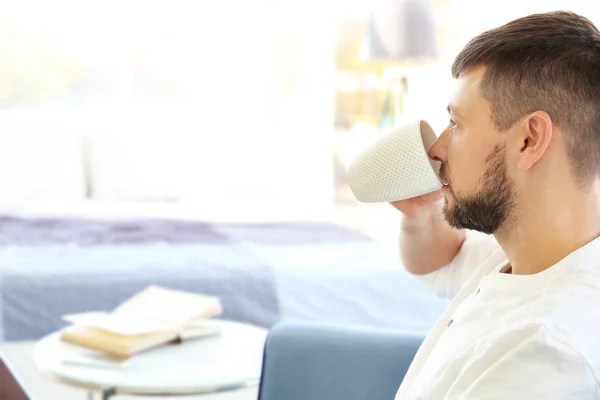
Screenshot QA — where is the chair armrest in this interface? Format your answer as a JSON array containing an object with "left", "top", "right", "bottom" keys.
[{"left": 258, "top": 321, "right": 425, "bottom": 400}]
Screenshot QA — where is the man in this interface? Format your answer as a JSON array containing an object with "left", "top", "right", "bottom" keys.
[{"left": 392, "top": 11, "right": 600, "bottom": 399}]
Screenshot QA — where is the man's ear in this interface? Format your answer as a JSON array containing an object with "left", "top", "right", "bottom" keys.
[{"left": 516, "top": 111, "right": 553, "bottom": 172}]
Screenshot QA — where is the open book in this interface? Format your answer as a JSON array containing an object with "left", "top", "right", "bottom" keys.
[{"left": 60, "top": 285, "right": 223, "bottom": 358}]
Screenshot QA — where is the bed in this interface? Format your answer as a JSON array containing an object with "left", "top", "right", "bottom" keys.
[{"left": 0, "top": 213, "right": 449, "bottom": 340}]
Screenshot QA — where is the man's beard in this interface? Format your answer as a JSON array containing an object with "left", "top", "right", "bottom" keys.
[{"left": 442, "top": 144, "right": 516, "bottom": 235}]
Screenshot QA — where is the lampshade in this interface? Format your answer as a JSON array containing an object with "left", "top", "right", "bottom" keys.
[{"left": 360, "top": 0, "right": 438, "bottom": 62}]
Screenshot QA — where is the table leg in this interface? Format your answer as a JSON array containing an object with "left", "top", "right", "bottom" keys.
[
  {"left": 101, "top": 387, "right": 117, "bottom": 400},
  {"left": 87, "top": 391, "right": 94, "bottom": 400}
]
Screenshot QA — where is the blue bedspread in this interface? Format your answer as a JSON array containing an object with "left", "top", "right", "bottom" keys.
[{"left": 0, "top": 216, "right": 448, "bottom": 340}]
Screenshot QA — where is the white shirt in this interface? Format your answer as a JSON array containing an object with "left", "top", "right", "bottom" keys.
[{"left": 395, "top": 231, "right": 600, "bottom": 399}]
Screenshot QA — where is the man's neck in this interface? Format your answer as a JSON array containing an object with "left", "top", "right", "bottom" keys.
[{"left": 494, "top": 187, "right": 600, "bottom": 275}]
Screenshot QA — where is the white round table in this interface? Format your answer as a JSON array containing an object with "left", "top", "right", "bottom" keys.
[{"left": 33, "top": 320, "right": 268, "bottom": 399}]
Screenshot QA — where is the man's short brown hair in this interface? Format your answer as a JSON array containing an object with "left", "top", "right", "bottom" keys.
[{"left": 452, "top": 11, "right": 600, "bottom": 181}]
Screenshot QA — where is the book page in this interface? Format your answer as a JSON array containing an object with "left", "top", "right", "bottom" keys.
[
  {"left": 63, "top": 312, "right": 173, "bottom": 336},
  {"left": 112, "top": 285, "right": 222, "bottom": 329}
]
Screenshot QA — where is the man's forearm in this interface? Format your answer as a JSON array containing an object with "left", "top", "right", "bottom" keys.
[{"left": 400, "top": 208, "right": 466, "bottom": 275}]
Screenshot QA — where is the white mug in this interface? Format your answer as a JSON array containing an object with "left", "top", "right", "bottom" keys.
[{"left": 346, "top": 120, "right": 443, "bottom": 203}]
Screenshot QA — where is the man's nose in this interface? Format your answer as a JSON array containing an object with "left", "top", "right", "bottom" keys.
[{"left": 428, "top": 127, "right": 451, "bottom": 163}]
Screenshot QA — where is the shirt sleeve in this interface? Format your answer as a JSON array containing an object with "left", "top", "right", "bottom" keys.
[
  {"left": 415, "top": 230, "right": 500, "bottom": 299},
  {"left": 445, "top": 326, "right": 600, "bottom": 399}
]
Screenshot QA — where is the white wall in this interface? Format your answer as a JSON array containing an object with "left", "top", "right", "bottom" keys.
[{"left": 0, "top": 1, "right": 336, "bottom": 221}]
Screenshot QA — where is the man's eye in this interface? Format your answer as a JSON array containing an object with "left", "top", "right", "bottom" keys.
[{"left": 449, "top": 119, "right": 457, "bottom": 127}]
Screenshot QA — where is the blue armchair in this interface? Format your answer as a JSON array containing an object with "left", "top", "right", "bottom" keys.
[{"left": 257, "top": 321, "right": 425, "bottom": 400}]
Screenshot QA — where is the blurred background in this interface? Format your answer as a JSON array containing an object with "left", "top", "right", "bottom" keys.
[
  {"left": 2, "top": 1, "right": 600, "bottom": 398},
  {"left": 0, "top": 0, "right": 598, "bottom": 241}
]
